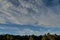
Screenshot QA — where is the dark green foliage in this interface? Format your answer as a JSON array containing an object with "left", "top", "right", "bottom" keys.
[{"left": 0, "top": 33, "right": 60, "bottom": 40}]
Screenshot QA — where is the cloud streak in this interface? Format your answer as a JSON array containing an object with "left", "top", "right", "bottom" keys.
[
  {"left": 0, "top": 0, "right": 60, "bottom": 27},
  {"left": 0, "top": 24, "right": 60, "bottom": 35}
]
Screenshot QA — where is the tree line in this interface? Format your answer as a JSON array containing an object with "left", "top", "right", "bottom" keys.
[{"left": 0, "top": 33, "right": 60, "bottom": 40}]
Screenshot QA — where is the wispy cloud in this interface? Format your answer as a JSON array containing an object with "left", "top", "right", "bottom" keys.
[
  {"left": 0, "top": 24, "right": 60, "bottom": 35},
  {"left": 0, "top": 0, "right": 60, "bottom": 27}
]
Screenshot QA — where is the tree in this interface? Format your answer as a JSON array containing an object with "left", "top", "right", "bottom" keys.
[
  {"left": 47, "top": 33, "right": 56, "bottom": 40},
  {"left": 29, "top": 35, "right": 34, "bottom": 40},
  {"left": 42, "top": 34, "right": 48, "bottom": 40},
  {"left": 6, "top": 34, "right": 13, "bottom": 40},
  {"left": 42, "top": 33, "right": 56, "bottom": 40}
]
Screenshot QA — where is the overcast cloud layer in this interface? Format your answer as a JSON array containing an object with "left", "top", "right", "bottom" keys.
[{"left": 0, "top": 0, "right": 60, "bottom": 27}]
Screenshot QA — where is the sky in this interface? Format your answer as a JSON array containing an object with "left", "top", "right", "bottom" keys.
[{"left": 0, "top": 0, "right": 60, "bottom": 35}]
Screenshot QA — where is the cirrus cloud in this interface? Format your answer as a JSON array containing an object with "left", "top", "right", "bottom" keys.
[{"left": 0, "top": 0, "right": 60, "bottom": 27}]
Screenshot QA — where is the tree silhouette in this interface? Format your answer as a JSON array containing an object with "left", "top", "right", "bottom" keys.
[
  {"left": 29, "top": 35, "right": 34, "bottom": 40},
  {"left": 0, "top": 33, "right": 59, "bottom": 40}
]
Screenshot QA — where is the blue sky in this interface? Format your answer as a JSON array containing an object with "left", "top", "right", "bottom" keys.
[{"left": 0, "top": 0, "right": 60, "bottom": 35}]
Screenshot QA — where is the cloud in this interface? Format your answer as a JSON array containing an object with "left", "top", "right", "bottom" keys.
[
  {"left": 17, "top": 28, "right": 41, "bottom": 36},
  {"left": 0, "top": 24, "right": 41, "bottom": 35},
  {"left": 0, "top": 24, "right": 60, "bottom": 35},
  {"left": 0, "top": 0, "right": 60, "bottom": 27},
  {"left": 16, "top": 27, "right": 60, "bottom": 35}
]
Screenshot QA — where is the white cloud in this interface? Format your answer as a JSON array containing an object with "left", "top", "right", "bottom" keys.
[
  {"left": 0, "top": 24, "right": 60, "bottom": 35},
  {"left": 0, "top": 26, "right": 19, "bottom": 31},
  {"left": 0, "top": 0, "right": 60, "bottom": 27},
  {"left": 17, "top": 28, "right": 41, "bottom": 36}
]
